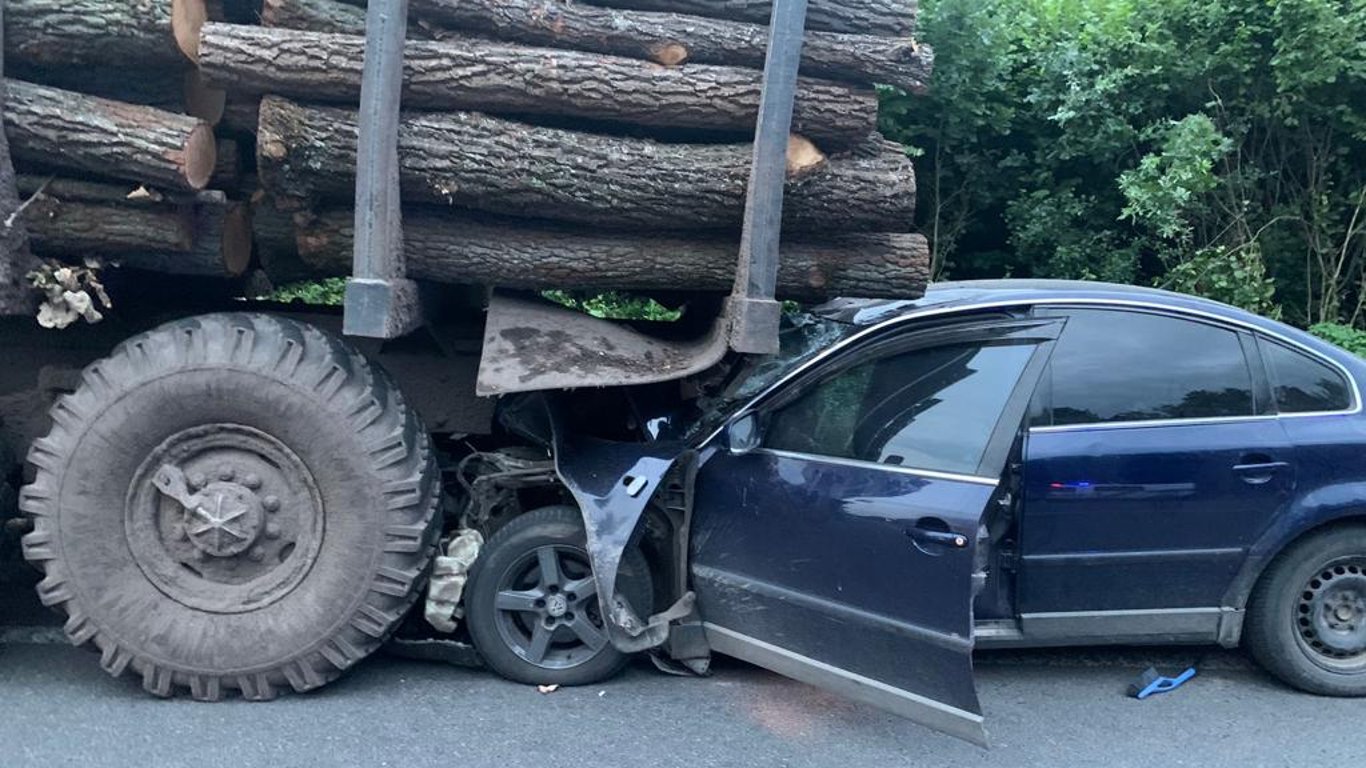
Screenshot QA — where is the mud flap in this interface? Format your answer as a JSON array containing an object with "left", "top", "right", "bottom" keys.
[{"left": 476, "top": 291, "right": 729, "bottom": 396}]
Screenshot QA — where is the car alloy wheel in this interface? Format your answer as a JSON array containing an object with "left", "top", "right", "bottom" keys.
[{"left": 492, "top": 543, "right": 610, "bottom": 670}]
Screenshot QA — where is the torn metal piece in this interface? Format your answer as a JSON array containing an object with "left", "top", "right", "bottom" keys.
[{"left": 424, "top": 528, "right": 484, "bottom": 633}]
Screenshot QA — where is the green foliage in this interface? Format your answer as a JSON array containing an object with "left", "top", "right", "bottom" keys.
[
  {"left": 264, "top": 278, "right": 347, "bottom": 306},
  {"left": 543, "top": 290, "right": 682, "bottom": 321},
  {"left": 1309, "top": 322, "right": 1366, "bottom": 357},
  {"left": 882, "top": 0, "right": 1366, "bottom": 326}
]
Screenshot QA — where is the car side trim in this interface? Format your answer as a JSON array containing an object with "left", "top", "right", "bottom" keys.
[
  {"left": 703, "top": 623, "right": 988, "bottom": 747},
  {"left": 760, "top": 448, "right": 1000, "bottom": 487},
  {"left": 1018, "top": 607, "right": 1232, "bottom": 645},
  {"left": 692, "top": 564, "right": 973, "bottom": 653},
  {"left": 1020, "top": 547, "right": 1246, "bottom": 566}
]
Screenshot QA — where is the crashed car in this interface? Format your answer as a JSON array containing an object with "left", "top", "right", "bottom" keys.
[{"left": 458, "top": 279, "right": 1366, "bottom": 745}]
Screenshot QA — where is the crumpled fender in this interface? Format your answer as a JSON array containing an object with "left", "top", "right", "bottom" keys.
[{"left": 503, "top": 394, "right": 696, "bottom": 653}]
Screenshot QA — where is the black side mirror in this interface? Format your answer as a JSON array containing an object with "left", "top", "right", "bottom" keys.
[{"left": 726, "top": 412, "right": 762, "bottom": 455}]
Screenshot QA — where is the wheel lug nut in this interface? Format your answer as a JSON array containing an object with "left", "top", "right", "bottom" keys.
[
  {"left": 243, "top": 473, "right": 262, "bottom": 490},
  {"left": 265, "top": 522, "right": 281, "bottom": 540},
  {"left": 262, "top": 495, "right": 280, "bottom": 512},
  {"left": 174, "top": 524, "right": 188, "bottom": 541},
  {"left": 188, "top": 472, "right": 207, "bottom": 490},
  {"left": 249, "top": 547, "right": 265, "bottom": 562},
  {"left": 218, "top": 466, "right": 235, "bottom": 481}
]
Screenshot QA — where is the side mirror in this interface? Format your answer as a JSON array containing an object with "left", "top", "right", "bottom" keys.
[{"left": 726, "top": 413, "right": 762, "bottom": 455}]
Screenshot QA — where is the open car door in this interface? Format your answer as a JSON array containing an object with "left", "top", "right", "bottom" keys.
[{"left": 688, "top": 315, "right": 1063, "bottom": 745}]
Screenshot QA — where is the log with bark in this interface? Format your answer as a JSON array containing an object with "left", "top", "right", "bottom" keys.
[
  {"left": 260, "top": 0, "right": 366, "bottom": 34},
  {"left": 408, "top": 0, "right": 931, "bottom": 92},
  {"left": 15, "top": 176, "right": 251, "bottom": 276},
  {"left": 198, "top": 24, "right": 878, "bottom": 144},
  {"left": 257, "top": 97, "right": 914, "bottom": 232},
  {"left": 5, "top": 0, "right": 208, "bottom": 66},
  {"left": 4, "top": 81, "right": 217, "bottom": 192},
  {"left": 294, "top": 208, "right": 928, "bottom": 298},
  {"left": 579, "top": 0, "right": 915, "bottom": 37}
]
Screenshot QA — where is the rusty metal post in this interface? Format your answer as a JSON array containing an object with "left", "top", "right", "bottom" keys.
[
  {"left": 726, "top": 0, "right": 809, "bottom": 354},
  {"left": 343, "top": 0, "right": 422, "bottom": 338}
]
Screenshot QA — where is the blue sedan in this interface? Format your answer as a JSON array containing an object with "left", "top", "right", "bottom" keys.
[{"left": 465, "top": 279, "right": 1366, "bottom": 744}]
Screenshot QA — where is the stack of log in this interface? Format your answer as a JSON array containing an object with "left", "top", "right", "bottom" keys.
[{"left": 4, "top": 0, "right": 932, "bottom": 298}]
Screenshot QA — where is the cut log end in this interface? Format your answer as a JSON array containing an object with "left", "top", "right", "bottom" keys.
[
  {"left": 174, "top": 0, "right": 210, "bottom": 62},
  {"left": 786, "top": 135, "right": 827, "bottom": 177},
  {"left": 183, "top": 69, "right": 226, "bottom": 126},
  {"left": 221, "top": 202, "right": 253, "bottom": 276},
  {"left": 183, "top": 123, "right": 218, "bottom": 190},
  {"left": 649, "top": 42, "right": 690, "bottom": 67}
]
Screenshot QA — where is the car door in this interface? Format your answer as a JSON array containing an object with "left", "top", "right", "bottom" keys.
[
  {"left": 1018, "top": 307, "right": 1295, "bottom": 640},
  {"left": 689, "top": 316, "right": 1063, "bottom": 745}
]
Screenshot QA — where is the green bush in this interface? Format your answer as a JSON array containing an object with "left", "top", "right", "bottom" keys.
[
  {"left": 881, "top": 0, "right": 1365, "bottom": 327},
  {"left": 1309, "top": 323, "right": 1366, "bottom": 358}
]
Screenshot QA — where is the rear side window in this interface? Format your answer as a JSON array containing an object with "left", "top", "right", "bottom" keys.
[
  {"left": 1261, "top": 340, "right": 1352, "bottom": 413},
  {"left": 1045, "top": 309, "right": 1255, "bottom": 426},
  {"left": 764, "top": 340, "right": 1036, "bottom": 476}
]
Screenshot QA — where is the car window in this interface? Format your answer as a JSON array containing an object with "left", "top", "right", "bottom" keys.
[
  {"left": 764, "top": 340, "right": 1037, "bottom": 475},
  {"left": 1044, "top": 309, "right": 1255, "bottom": 426},
  {"left": 1261, "top": 339, "right": 1352, "bottom": 413}
]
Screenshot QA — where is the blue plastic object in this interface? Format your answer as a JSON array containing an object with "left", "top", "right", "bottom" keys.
[{"left": 1128, "top": 666, "right": 1197, "bottom": 699}]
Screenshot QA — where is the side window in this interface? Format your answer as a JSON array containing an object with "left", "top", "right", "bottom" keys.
[
  {"left": 1261, "top": 339, "right": 1352, "bottom": 413},
  {"left": 764, "top": 340, "right": 1036, "bottom": 476},
  {"left": 1044, "top": 309, "right": 1255, "bottom": 426}
]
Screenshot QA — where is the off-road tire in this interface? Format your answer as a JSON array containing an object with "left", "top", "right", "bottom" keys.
[
  {"left": 19, "top": 313, "right": 441, "bottom": 700},
  {"left": 465, "top": 505, "right": 652, "bottom": 686},
  {"left": 1246, "top": 524, "right": 1366, "bottom": 696}
]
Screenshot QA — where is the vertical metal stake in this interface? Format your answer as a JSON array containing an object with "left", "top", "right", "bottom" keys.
[
  {"left": 727, "top": 0, "right": 809, "bottom": 355},
  {"left": 345, "top": 0, "right": 423, "bottom": 339}
]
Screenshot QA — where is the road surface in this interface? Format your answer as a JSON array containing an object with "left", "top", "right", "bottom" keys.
[{"left": 0, "top": 629, "right": 1358, "bottom": 768}]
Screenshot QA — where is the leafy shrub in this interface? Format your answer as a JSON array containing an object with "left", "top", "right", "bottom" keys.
[{"left": 1310, "top": 323, "right": 1366, "bottom": 358}]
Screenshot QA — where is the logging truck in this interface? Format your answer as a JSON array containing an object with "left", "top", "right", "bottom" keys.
[{"left": 0, "top": 0, "right": 1025, "bottom": 743}]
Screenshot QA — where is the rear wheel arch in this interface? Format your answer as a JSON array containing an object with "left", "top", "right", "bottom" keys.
[{"left": 1225, "top": 511, "right": 1366, "bottom": 611}]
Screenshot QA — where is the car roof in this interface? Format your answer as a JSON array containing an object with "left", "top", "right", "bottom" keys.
[{"left": 813, "top": 278, "right": 1359, "bottom": 369}]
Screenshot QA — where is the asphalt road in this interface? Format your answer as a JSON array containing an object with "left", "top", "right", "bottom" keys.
[{"left": 1, "top": 631, "right": 1361, "bottom": 768}]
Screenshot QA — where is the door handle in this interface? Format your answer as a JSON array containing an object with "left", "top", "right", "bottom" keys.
[
  {"left": 1232, "top": 454, "right": 1289, "bottom": 485},
  {"left": 904, "top": 521, "right": 968, "bottom": 549}
]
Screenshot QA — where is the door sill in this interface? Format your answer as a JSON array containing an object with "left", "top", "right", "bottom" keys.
[
  {"left": 973, "top": 607, "right": 1243, "bottom": 649},
  {"left": 703, "top": 623, "right": 988, "bottom": 746}
]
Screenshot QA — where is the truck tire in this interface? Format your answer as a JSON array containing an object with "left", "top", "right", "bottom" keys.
[
  {"left": 19, "top": 313, "right": 441, "bottom": 700},
  {"left": 1246, "top": 524, "right": 1366, "bottom": 696},
  {"left": 465, "top": 505, "right": 653, "bottom": 686}
]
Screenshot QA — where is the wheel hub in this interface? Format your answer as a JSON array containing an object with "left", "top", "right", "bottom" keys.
[
  {"left": 126, "top": 424, "right": 325, "bottom": 614},
  {"left": 492, "top": 544, "right": 608, "bottom": 670},
  {"left": 1296, "top": 560, "right": 1366, "bottom": 666},
  {"left": 184, "top": 481, "right": 264, "bottom": 558}
]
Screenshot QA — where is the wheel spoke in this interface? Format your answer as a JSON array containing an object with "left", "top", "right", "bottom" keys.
[
  {"left": 564, "top": 575, "right": 597, "bottom": 604},
  {"left": 494, "top": 589, "right": 542, "bottom": 613},
  {"left": 568, "top": 616, "right": 608, "bottom": 652},
  {"left": 536, "top": 547, "right": 562, "bottom": 588},
  {"left": 525, "top": 622, "right": 553, "bottom": 664}
]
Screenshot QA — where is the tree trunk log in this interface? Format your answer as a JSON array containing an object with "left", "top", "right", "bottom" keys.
[
  {"left": 16, "top": 178, "right": 251, "bottom": 276},
  {"left": 5, "top": 0, "right": 207, "bottom": 67},
  {"left": 295, "top": 208, "right": 927, "bottom": 298},
  {"left": 580, "top": 0, "right": 914, "bottom": 37},
  {"left": 4, "top": 80, "right": 217, "bottom": 192},
  {"left": 199, "top": 24, "right": 877, "bottom": 145},
  {"left": 257, "top": 97, "right": 914, "bottom": 232},
  {"left": 261, "top": 0, "right": 366, "bottom": 34},
  {"left": 410, "top": 0, "right": 931, "bottom": 92},
  {"left": 7, "top": 64, "right": 227, "bottom": 125},
  {"left": 212, "top": 138, "right": 244, "bottom": 190},
  {"left": 220, "top": 96, "right": 260, "bottom": 137}
]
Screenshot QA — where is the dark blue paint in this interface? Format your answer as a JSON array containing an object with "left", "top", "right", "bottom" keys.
[
  {"left": 689, "top": 447, "right": 993, "bottom": 716},
  {"left": 1020, "top": 419, "right": 1295, "bottom": 611}
]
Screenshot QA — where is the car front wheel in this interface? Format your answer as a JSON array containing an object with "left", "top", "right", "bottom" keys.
[{"left": 1246, "top": 524, "right": 1366, "bottom": 695}]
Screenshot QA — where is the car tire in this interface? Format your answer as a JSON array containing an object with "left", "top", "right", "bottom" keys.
[
  {"left": 465, "top": 505, "right": 653, "bottom": 686},
  {"left": 19, "top": 313, "right": 441, "bottom": 700},
  {"left": 1245, "top": 524, "right": 1366, "bottom": 696}
]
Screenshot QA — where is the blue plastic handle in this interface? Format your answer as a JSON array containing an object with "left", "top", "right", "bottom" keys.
[{"left": 1136, "top": 667, "right": 1197, "bottom": 699}]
